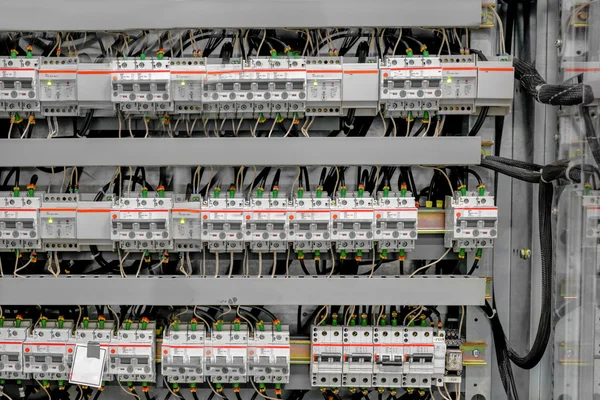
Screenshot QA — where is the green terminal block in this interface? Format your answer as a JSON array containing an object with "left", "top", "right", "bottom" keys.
[
  {"left": 190, "top": 383, "right": 197, "bottom": 389},
  {"left": 349, "top": 315, "right": 356, "bottom": 326},
  {"left": 15, "top": 317, "right": 21, "bottom": 328},
  {"left": 298, "top": 187, "right": 304, "bottom": 199},
  {"left": 27, "top": 187, "right": 34, "bottom": 198},
  {"left": 331, "top": 314, "right": 338, "bottom": 326},
  {"left": 400, "top": 184, "right": 407, "bottom": 197},
  {"left": 125, "top": 320, "right": 131, "bottom": 330},
  {"left": 98, "top": 318, "right": 105, "bottom": 329},
  {"left": 399, "top": 249, "right": 406, "bottom": 261},
  {"left": 272, "top": 186, "right": 279, "bottom": 198},
  {"left": 381, "top": 249, "right": 388, "bottom": 259},
  {"left": 139, "top": 54, "right": 146, "bottom": 60},
  {"left": 361, "top": 313, "right": 368, "bottom": 326},
  {"left": 157, "top": 52, "right": 164, "bottom": 60},
  {"left": 460, "top": 186, "right": 467, "bottom": 196},
  {"left": 256, "top": 320, "right": 265, "bottom": 331},
  {"left": 421, "top": 319, "right": 427, "bottom": 327},
  {"left": 214, "top": 188, "right": 221, "bottom": 199},
  {"left": 585, "top": 183, "right": 592, "bottom": 195},
  {"left": 191, "top": 319, "right": 197, "bottom": 331},
  {"left": 340, "top": 186, "right": 347, "bottom": 198},
  {"left": 233, "top": 319, "right": 240, "bottom": 331},
  {"left": 83, "top": 318, "right": 89, "bottom": 329},
  {"left": 13, "top": 187, "right": 20, "bottom": 197},
  {"left": 141, "top": 188, "right": 148, "bottom": 198},
  {"left": 478, "top": 185, "right": 486, "bottom": 196},
  {"left": 314, "top": 249, "right": 321, "bottom": 260},
  {"left": 27, "top": 51, "right": 33, "bottom": 59},
  {"left": 229, "top": 185, "right": 236, "bottom": 199},
  {"left": 57, "top": 318, "right": 64, "bottom": 329},
  {"left": 340, "top": 249, "right": 347, "bottom": 260},
  {"left": 356, "top": 249, "right": 363, "bottom": 261},
  {"left": 173, "top": 321, "right": 179, "bottom": 331},
  {"left": 357, "top": 185, "right": 365, "bottom": 198},
  {"left": 10, "top": 50, "right": 17, "bottom": 59},
  {"left": 297, "top": 250, "right": 304, "bottom": 260},
  {"left": 458, "top": 248, "right": 466, "bottom": 260},
  {"left": 391, "top": 316, "right": 398, "bottom": 327},
  {"left": 406, "top": 48, "right": 413, "bottom": 57},
  {"left": 42, "top": 380, "right": 49, "bottom": 388},
  {"left": 274, "top": 319, "right": 282, "bottom": 331},
  {"left": 58, "top": 380, "right": 64, "bottom": 387},
  {"left": 172, "top": 382, "right": 179, "bottom": 390},
  {"left": 475, "top": 247, "right": 483, "bottom": 260},
  {"left": 158, "top": 187, "right": 165, "bottom": 198},
  {"left": 0, "top": 317, "right": 4, "bottom": 328},
  {"left": 257, "top": 187, "right": 264, "bottom": 198},
  {"left": 383, "top": 186, "right": 389, "bottom": 198},
  {"left": 215, "top": 321, "right": 223, "bottom": 331},
  {"left": 316, "top": 187, "right": 323, "bottom": 198}
]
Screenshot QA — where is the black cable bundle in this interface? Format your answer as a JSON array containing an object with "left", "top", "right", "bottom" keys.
[{"left": 514, "top": 58, "right": 594, "bottom": 105}]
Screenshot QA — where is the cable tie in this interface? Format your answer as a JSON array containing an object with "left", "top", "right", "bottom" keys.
[
  {"left": 486, "top": 308, "right": 497, "bottom": 319},
  {"left": 344, "top": 122, "right": 354, "bottom": 130},
  {"left": 90, "top": 253, "right": 100, "bottom": 259},
  {"left": 539, "top": 168, "right": 548, "bottom": 183},
  {"left": 565, "top": 160, "right": 577, "bottom": 183}
]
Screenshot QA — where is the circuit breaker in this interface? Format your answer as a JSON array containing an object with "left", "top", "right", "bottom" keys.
[
  {"left": 310, "top": 325, "right": 343, "bottom": 387},
  {"left": 0, "top": 56, "right": 40, "bottom": 114},
  {"left": 0, "top": 318, "right": 31, "bottom": 380},
  {"left": 400, "top": 327, "right": 446, "bottom": 389},
  {"left": 39, "top": 57, "right": 79, "bottom": 116},
  {"left": 162, "top": 321, "right": 206, "bottom": 384},
  {"left": 111, "top": 58, "right": 172, "bottom": 113},
  {"left": 583, "top": 192, "right": 600, "bottom": 245},
  {"left": 205, "top": 322, "right": 248, "bottom": 383},
  {"left": 0, "top": 196, "right": 41, "bottom": 250},
  {"left": 439, "top": 55, "right": 477, "bottom": 115},
  {"left": 306, "top": 57, "right": 343, "bottom": 116},
  {"left": 202, "top": 194, "right": 245, "bottom": 253},
  {"left": 444, "top": 191, "right": 498, "bottom": 252},
  {"left": 23, "top": 320, "right": 75, "bottom": 381},
  {"left": 108, "top": 321, "right": 156, "bottom": 382},
  {"left": 341, "top": 325, "right": 373, "bottom": 388},
  {"left": 171, "top": 201, "right": 202, "bottom": 252},
  {"left": 40, "top": 194, "right": 78, "bottom": 251},
  {"left": 374, "top": 191, "right": 418, "bottom": 255},
  {"left": 288, "top": 192, "right": 331, "bottom": 256},
  {"left": 248, "top": 323, "right": 290, "bottom": 384},
  {"left": 110, "top": 197, "right": 173, "bottom": 251},
  {"left": 372, "top": 324, "right": 405, "bottom": 388},
  {"left": 170, "top": 58, "right": 206, "bottom": 115},
  {"left": 331, "top": 192, "right": 374, "bottom": 256},
  {"left": 246, "top": 194, "right": 289, "bottom": 253},
  {"left": 203, "top": 60, "right": 244, "bottom": 119}
]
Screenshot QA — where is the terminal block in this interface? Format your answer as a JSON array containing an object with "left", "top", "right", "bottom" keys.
[
  {"left": 246, "top": 193, "right": 289, "bottom": 253},
  {"left": 108, "top": 321, "right": 156, "bottom": 382},
  {"left": 39, "top": 57, "right": 79, "bottom": 116},
  {"left": 306, "top": 57, "right": 343, "bottom": 116},
  {"left": 206, "top": 322, "right": 248, "bottom": 383},
  {"left": 162, "top": 321, "right": 206, "bottom": 384},
  {"left": 342, "top": 325, "right": 374, "bottom": 388},
  {"left": 203, "top": 60, "right": 244, "bottom": 119},
  {"left": 24, "top": 320, "right": 75, "bottom": 381},
  {"left": 310, "top": 325, "right": 343, "bottom": 387},
  {"left": 0, "top": 196, "right": 41, "bottom": 250},
  {"left": 0, "top": 56, "right": 40, "bottom": 114},
  {"left": 170, "top": 58, "right": 206, "bottom": 115},
  {"left": 248, "top": 323, "right": 290, "bottom": 384},
  {"left": 110, "top": 197, "right": 173, "bottom": 251},
  {"left": 202, "top": 194, "right": 245, "bottom": 253},
  {"left": 111, "top": 58, "right": 172, "bottom": 114},
  {"left": 374, "top": 191, "right": 418, "bottom": 254},
  {"left": 444, "top": 191, "right": 498, "bottom": 252},
  {"left": 0, "top": 318, "right": 31, "bottom": 380},
  {"left": 288, "top": 192, "right": 331, "bottom": 255},
  {"left": 172, "top": 201, "right": 202, "bottom": 252},
  {"left": 40, "top": 194, "right": 78, "bottom": 251},
  {"left": 331, "top": 192, "right": 374, "bottom": 256}
]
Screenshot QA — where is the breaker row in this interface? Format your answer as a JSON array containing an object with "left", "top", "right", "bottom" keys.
[
  {"left": 0, "top": 55, "right": 513, "bottom": 119},
  {"left": 0, "top": 318, "right": 289, "bottom": 385},
  {"left": 0, "top": 190, "right": 497, "bottom": 255}
]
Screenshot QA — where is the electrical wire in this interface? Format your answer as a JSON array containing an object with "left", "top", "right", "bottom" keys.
[{"left": 409, "top": 248, "right": 452, "bottom": 277}]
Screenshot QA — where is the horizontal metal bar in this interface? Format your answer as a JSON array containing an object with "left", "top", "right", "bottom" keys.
[
  {"left": 4, "top": 0, "right": 481, "bottom": 30},
  {"left": 0, "top": 137, "right": 482, "bottom": 167},
  {"left": 0, "top": 275, "right": 487, "bottom": 306}
]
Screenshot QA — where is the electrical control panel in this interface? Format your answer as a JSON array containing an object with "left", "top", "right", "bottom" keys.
[
  {"left": 310, "top": 325, "right": 343, "bottom": 387},
  {"left": 288, "top": 192, "right": 331, "bottom": 255},
  {"left": 206, "top": 322, "right": 249, "bottom": 383},
  {"left": 306, "top": 58, "right": 343, "bottom": 116},
  {"left": 444, "top": 192, "right": 498, "bottom": 252},
  {"left": 108, "top": 321, "right": 156, "bottom": 382},
  {"left": 40, "top": 194, "right": 78, "bottom": 251},
  {"left": 39, "top": 57, "right": 79, "bottom": 116},
  {"left": 246, "top": 194, "right": 289, "bottom": 253},
  {"left": 0, "top": 56, "right": 40, "bottom": 115},
  {"left": 0, "top": 318, "right": 31, "bottom": 380},
  {"left": 23, "top": 320, "right": 75, "bottom": 381},
  {"left": 202, "top": 195, "right": 245, "bottom": 253},
  {"left": 341, "top": 325, "right": 374, "bottom": 388},
  {"left": 331, "top": 192, "right": 374, "bottom": 255},
  {"left": 110, "top": 197, "right": 173, "bottom": 251},
  {"left": 172, "top": 201, "right": 202, "bottom": 252},
  {"left": 374, "top": 192, "right": 418, "bottom": 254},
  {"left": 248, "top": 323, "right": 290, "bottom": 384},
  {"left": 162, "top": 321, "right": 206, "bottom": 384},
  {"left": 0, "top": 196, "right": 41, "bottom": 250}
]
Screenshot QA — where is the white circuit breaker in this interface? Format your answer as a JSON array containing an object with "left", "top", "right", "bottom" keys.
[
  {"left": 170, "top": 58, "right": 206, "bottom": 115},
  {"left": 111, "top": 58, "right": 172, "bottom": 114},
  {"left": 399, "top": 327, "right": 446, "bottom": 389},
  {"left": 40, "top": 194, "right": 78, "bottom": 251},
  {"left": 0, "top": 56, "right": 40, "bottom": 114},
  {"left": 203, "top": 60, "right": 244, "bottom": 119},
  {"left": 342, "top": 325, "right": 374, "bottom": 388},
  {"left": 171, "top": 201, "right": 202, "bottom": 252},
  {"left": 440, "top": 55, "right": 477, "bottom": 115},
  {"left": 444, "top": 192, "right": 498, "bottom": 252},
  {"left": 374, "top": 191, "right": 418, "bottom": 254},
  {"left": 288, "top": 192, "right": 331, "bottom": 256},
  {"left": 39, "top": 57, "right": 79, "bottom": 116},
  {"left": 0, "top": 196, "right": 41, "bottom": 250},
  {"left": 162, "top": 321, "right": 206, "bottom": 384},
  {"left": 24, "top": 320, "right": 75, "bottom": 381},
  {"left": 202, "top": 194, "right": 245, "bottom": 253},
  {"left": 331, "top": 192, "right": 374, "bottom": 256},
  {"left": 248, "top": 323, "right": 290, "bottom": 384},
  {"left": 245, "top": 194, "right": 289, "bottom": 253},
  {"left": 0, "top": 318, "right": 31, "bottom": 380},
  {"left": 110, "top": 197, "right": 173, "bottom": 251},
  {"left": 306, "top": 57, "right": 343, "bottom": 116},
  {"left": 108, "top": 321, "right": 156, "bottom": 382},
  {"left": 310, "top": 325, "right": 343, "bottom": 387},
  {"left": 206, "top": 322, "right": 248, "bottom": 383}
]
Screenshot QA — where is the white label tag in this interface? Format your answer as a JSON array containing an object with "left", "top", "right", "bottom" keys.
[{"left": 69, "top": 344, "right": 107, "bottom": 388}]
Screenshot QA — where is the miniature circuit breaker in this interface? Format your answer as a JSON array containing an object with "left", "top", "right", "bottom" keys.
[
  {"left": 170, "top": 58, "right": 206, "bottom": 115},
  {"left": 203, "top": 59, "right": 244, "bottom": 119},
  {"left": 305, "top": 57, "right": 343, "bottom": 116},
  {"left": 0, "top": 196, "right": 41, "bottom": 250},
  {"left": 248, "top": 322, "right": 290, "bottom": 384},
  {"left": 245, "top": 193, "right": 289, "bottom": 253},
  {"left": 23, "top": 320, "right": 75, "bottom": 381},
  {"left": 374, "top": 191, "right": 418, "bottom": 256},
  {"left": 108, "top": 321, "right": 156, "bottom": 382},
  {"left": 40, "top": 194, "right": 78, "bottom": 251},
  {"left": 162, "top": 320, "right": 206, "bottom": 384},
  {"left": 111, "top": 58, "right": 172, "bottom": 114},
  {"left": 380, "top": 56, "right": 442, "bottom": 118},
  {"left": 288, "top": 192, "right": 331, "bottom": 257},
  {"left": 202, "top": 193, "right": 245, "bottom": 253},
  {"left": 0, "top": 56, "right": 40, "bottom": 115},
  {"left": 206, "top": 322, "right": 249, "bottom": 383},
  {"left": 39, "top": 57, "right": 79, "bottom": 116},
  {"left": 341, "top": 325, "right": 374, "bottom": 388},
  {"left": 444, "top": 191, "right": 498, "bottom": 252},
  {"left": 0, "top": 317, "right": 31, "bottom": 380},
  {"left": 400, "top": 327, "right": 446, "bottom": 388},
  {"left": 331, "top": 192, "right": 374, "bottom": 258},
  {"left": 583, "top": 191, "right": 600, "bottom": 245},
  {"left": 373, "top": 323, "right": 405, "bottom": 388},
  {"left": 110, "top": 197, "right": 173, "bottom": 251},
  {"left": 310, "top": 325, "right": 343, "bottom": 388},
  {"left": 171, "top": 201, "right": 202, "bottom": 252}
]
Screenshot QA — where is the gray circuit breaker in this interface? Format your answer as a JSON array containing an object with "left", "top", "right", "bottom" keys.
[
  {"left": 342, "top": 325, "right": 374, "bottom": 387},
  {"left": 0, "top": 196, "right": 41, "bottom": 250},
  {"left": 202, "top": 193, "right": 245, "bottom": 253},
  {"left": 444, "top": 191, "right": 498, "bottom": 252},
  {"left": 23, "top": 320, "right": 75, "bottom": 381},
  {"left": 374, "top": 191, "right": 418, "bottom": 255},
  {"left": 0, "top": 318, "right": 31, "bottom": 380},
  {"left": 0, "top": 56, "right": 40, "bottom": 115},
  {"left": 310, "top": 325, "right": 343, "bottom": 387},
  {"left": 162, "top": 321, "right": 206, "bottom": 384},
  {"left": 248, "top": 323, "right": 290, "bottom": 384},
  {"left": 331, "top": 192, "right": 374, "bottom": 258},
  {"left": 245, "top": 193, "right": 289, "bottom": 253},
  {"left": 288, "top": 192, "right": 331, "bottom": 256},
  {"left": 206, "top": 322, "right": 249, "bottom": 383},
  {"left": 108, "top": 321, "right": 156, "bottom": 382}
]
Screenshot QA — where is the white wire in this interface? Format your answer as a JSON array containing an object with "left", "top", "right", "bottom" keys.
[
  {"left": 34, "top": 379, "right": 52, "bottom": 400},
  {"left": 47, "top": 167, "right": 55, "bottom": 193},
  {"left": 20, "top": 120, "right": 31, "bottom": 139},
  {"left": 193, "top": 305, "right": 211, "bottom": 333},
  {"left": 258, "top": 251, "right": 262, "bottom": 276},
  {"left": 313, "top": 305, "right": 329, "bottom": 326},
  {"left": 344, "top": 305, "right": 356, "bottom": 326},
  {"left": 0, "top": 257, "right": 3, "bottom": 278},
  {"left": 283, "top": 117, "right": 296, "bottom": 137},
  {"left": 236, "top": 305, "right": 254, "bottom": 333},
  {"left": 206, "top": 381, "right": 226, "bottom": 399},
  {"left": 390, "top": 116, "right": 397, "bottom": 137},
  {"left": 271, "top": 251, "right": 277, "bottom": 277},
  {"left": 285, "top": 246, "right": 290, "bottom": 277},
  {"left": 143, "top": 117, "right": 150, "bottom": 138},
  {"left": 0, "top": 391, "right": 14, "bottom": 400},
  {"left": 378, "top": 111, "right": 387, "bottom": 137},
  {"left": 214, "top": 252, "right": 220, "bottom": 278},
  {"left": 228, "top": 252, "right": 234, "bottom": 278},
  {"left": 107, "top": 305, "right": 120, "bottom": 333},
  {"left": 421, "top": 121, "right": 432, "bottom": 137},
  {"left": 392, "top": 28, "right": 403, "bottom": 56},
  {"left": 117, "top": 380, "right": 141, "bottom": 400},
  {"left": 459, "top": 305, "right": 465, "bottom": 337},
  {"left": 409, "top": 248, "right": 452, "bottom": 277},
  {"left": 7, "top": 120, "right": 14, "bottom": 139},
  {"left": 256, "top": 29, "right": 267, "bottom": 56},
  {"left": 250, "top": 380, "right": 281, "bottom": 400},
  {"left": 267, "top": 118, "right": 277, "bottom": 137},
  {"left": 127, "top": 166, "right": 133, "bottom": 197},
  {"left": 436, "top": 386, "right": 451, "bottom": 400},
  {"left": 368, "top": 248, "right": 377, "bottom": 278},
  {"left": 488, "top": 5, "right": 506, "bottom": 54},
  {"left": 327, "top": 248, "right": 336, "bottom": 278}
]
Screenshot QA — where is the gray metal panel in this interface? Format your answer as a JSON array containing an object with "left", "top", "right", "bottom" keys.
[
  {"left": 0, "top": 138, "right": 482, "bottom": 167},
  {"left": 0, "top": 276, "right": 487, "bottom": 306},
  {"left": 2, "top": 0, "right": 481, "bottom": 30}
]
